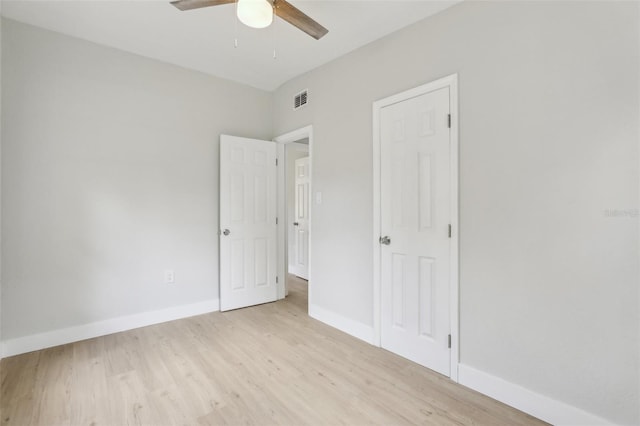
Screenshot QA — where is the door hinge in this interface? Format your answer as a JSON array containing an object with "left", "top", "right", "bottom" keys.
[
  {"left": 447, "top": 114, "right": 451, "bottom": 129},
  {"left": 448, "top": 224, "right": 452, "bottom": 238},
  {"left": 275, "top": 158, "right": 278, "bottom": 166},
  {"left": 448, "top": 334, "right": 452, "bottom": 348},
  {"left": 276, "top": 217, "right": 278, "bottom": 225},
  {"left": 276, "top": 276, "right": 279, "bottom": 283}
]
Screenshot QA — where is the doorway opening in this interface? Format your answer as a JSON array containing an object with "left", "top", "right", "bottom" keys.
[
  {"left": 274, "top": 126, "right": 313, "bottom": 308},
  {"left": 286, "top": 142, "right": 310, "bottom": 281}
]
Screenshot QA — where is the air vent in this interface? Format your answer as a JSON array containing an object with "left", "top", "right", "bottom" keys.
[{"left": 294, "top": 89, "right": 308, "bottom": 110}]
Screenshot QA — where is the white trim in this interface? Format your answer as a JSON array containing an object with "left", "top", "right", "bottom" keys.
[
  {"left": 309, "top": 303, "right": 374, "bottom": 344},
  {"left": 372, "top": 73, "right": 460, "bottom": 380},
  {"left": 1, "top": 299, "right": 219, "bottom": 358},
  {"left": 458, "top": 364, "right": 616, "bottom": 426},
  {"left": 274, "top": 126, "right": 313, "bottom": 302}
]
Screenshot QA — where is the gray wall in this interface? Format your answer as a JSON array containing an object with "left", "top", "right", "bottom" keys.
[
  {"left": 272, "top": 2, "right": 639, "bottom": 424},
  {"left": 1, "top": 19, "right": 272, "bottom": 340}
]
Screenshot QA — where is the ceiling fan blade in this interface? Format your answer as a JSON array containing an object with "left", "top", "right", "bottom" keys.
[
  {"left": 171, "top": 0, "right": 235, "bottom": 11},
  {"left": 274, "top": 0, "right": 328, "bottom": 40}
]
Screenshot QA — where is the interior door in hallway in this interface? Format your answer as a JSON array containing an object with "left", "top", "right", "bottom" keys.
[
  {"left": 291, "top": 156, "right": 310, "bottom": 280},
  {"left": 379, "top": 87, "right": 452, "bottom": 376},
  {"left": 220, "top": 135, "right": 277, "bottom": 311}
]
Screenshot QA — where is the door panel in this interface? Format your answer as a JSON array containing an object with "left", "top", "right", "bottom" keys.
[
  {"left": 291, "top": 156, "right": 310, "bottom": 279},
  {"left": 220, "top": 135, "right": 277, "bottom": 311},
  {"left": 380, "top": 87, "right": 451, "bottom": 376}
]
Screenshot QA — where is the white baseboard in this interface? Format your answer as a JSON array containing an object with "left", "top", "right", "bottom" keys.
[
  {"left": 308, "top": 303, "right": 374, "bottom": 344},
  {"left": 458, "top": 363, "right": 615, "bottom": 426},
  {"left": 1, "top": 299, "right": 219, "bottom": 358}
]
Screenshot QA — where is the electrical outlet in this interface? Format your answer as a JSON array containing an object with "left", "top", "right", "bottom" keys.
[{"left": 164, "top": 270, "right": 175, "bottom": 284}]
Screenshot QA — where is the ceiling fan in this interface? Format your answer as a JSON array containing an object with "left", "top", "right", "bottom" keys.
[{"left": 170, "top": 0, "right": 329, "bottom": 40}]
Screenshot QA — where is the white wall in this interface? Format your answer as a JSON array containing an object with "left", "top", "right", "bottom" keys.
[
  {"left": 286, "top": 142, "right": 309, "bottom": 274},
  {"left": 273, "top": 2, "right": 639, "bottom": 424},
  {"left": 1, "top": 19, "right": 272, "bottom": 343}
]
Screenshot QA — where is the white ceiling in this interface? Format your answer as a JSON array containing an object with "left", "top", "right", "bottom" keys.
[{"left": 1, "top": 0, "right": 461, "bottom": 91}]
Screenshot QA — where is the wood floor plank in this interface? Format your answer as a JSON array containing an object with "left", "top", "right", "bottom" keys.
[
  {"left": 69, "top": 343, "right": 109, "bottom": 426},
  {"left": 1, "top": 275, "right": 547, "bottom": 426}
]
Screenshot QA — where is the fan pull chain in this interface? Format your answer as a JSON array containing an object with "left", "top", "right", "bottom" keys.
[
  {"left": 272, "top": 3, "right": 277, "bottom": 59},
  {"left": 234, "top": 0, "right": 239, "bottom": 48}
]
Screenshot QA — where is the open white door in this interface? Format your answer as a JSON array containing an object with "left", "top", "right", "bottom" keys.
[
  {"left": 291, "top": 156, "right": 310, "bottom": 279},
  {"left": 220, "top": 135, "right": 277, "bottom": 312}
]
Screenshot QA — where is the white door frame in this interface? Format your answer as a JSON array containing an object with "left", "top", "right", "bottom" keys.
[
  {"left": 372, "top": 74, "right": 459, "bottom": 382},
  {"left": 274, "top": 125, "right": 313, "bottom": 302}
]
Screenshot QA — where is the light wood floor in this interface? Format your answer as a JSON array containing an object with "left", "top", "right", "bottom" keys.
[{"left": 1, "top": 275, "right": 546, "bottom": 426}]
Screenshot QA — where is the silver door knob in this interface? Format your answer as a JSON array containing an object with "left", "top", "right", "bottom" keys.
[
  {"left": 222, "top": 229, "right": 230, "bottom": 236},
  {"left": 379, "top": 236, "right": 391, "bottom": 245}
]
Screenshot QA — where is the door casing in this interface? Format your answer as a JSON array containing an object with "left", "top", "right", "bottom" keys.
[{"left": 372, "top": 74, "right": 459, "bottom": 381}]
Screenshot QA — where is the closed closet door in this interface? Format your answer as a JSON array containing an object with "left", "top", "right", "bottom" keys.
[{"left": 379, "top": 87, "right": 452, "bottom": 376}]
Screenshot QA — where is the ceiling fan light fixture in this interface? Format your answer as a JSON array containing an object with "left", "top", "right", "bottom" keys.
[{"left": 237, "top": 0, "right": 273, "bottom": 29}]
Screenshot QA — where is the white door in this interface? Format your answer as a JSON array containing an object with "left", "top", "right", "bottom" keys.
[
  {"left": 220, "top": 135, "right": 277, "bottom": 312},
  {"left": 291, "top": 156, "right": 310, "bottom": 279},
  {"left": 380, "top": 87, "right": 451, "bottom": 376}
]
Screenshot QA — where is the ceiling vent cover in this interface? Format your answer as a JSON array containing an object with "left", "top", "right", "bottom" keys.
[{"left": 294, "top": 89, "right": 308, "bottom": 110}]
